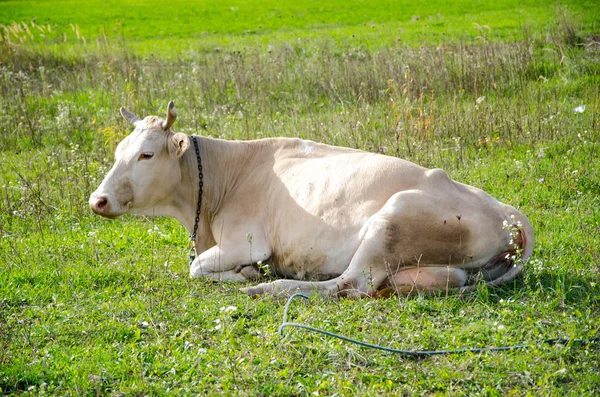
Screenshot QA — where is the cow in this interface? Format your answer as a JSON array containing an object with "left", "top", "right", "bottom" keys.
[{"left": 89, "top": 101, "right": 534, "bottom": 298}]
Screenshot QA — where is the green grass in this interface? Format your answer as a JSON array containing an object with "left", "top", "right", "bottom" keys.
[
  {"left": 1, "top": 1, "right": 600, "bottom": 395},
  {"left": 1, "top": 0, "right": 600, "bottom": 54}
]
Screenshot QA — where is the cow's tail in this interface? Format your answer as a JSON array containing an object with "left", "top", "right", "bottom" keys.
[{"left": 463, "top": 213, "right": 534, "bottom": 291}]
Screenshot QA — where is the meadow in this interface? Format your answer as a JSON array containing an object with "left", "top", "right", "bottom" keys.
[{"left": 1, "top": 0, "right": 599, "bottom": 395}]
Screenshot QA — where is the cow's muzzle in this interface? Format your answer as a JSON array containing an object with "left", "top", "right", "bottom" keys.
[{"left": 89, "top": 194, "right": 120, "bottom": 218}]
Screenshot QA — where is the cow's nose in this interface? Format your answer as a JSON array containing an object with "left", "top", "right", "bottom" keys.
[{"left": 90, "top": 195, "right": 109, "bottom": 214}]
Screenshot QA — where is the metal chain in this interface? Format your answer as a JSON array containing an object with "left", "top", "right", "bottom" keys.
[{"left": 189, "top": 136, "right": 203, "bottom": 265}]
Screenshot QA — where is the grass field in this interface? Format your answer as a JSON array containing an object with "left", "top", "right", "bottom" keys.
[
  {"left": 1, "top": 0, "right": 600, "bottom": 395},
  {"left": 1, "top": 0, "right": 600, "bottom": 54}
]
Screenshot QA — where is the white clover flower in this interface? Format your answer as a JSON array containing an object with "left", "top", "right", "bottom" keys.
[
  {"left": 537, "top": 148, "right": 546, "bottom": 158},
  {"left": 514, "top": 160, "right": 523, "bottom": 169}
]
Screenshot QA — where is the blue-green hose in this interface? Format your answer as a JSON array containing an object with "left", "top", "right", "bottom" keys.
[{"left": 278, "top": 293, "right": 599, "bottom": 359}]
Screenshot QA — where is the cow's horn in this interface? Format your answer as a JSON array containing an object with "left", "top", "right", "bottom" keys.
[
  {"left": 162, "top": 100, "right": 177, "bottom": 131},
  {"left": 120, "top": 107, "right": 140, "bottom": 125}
]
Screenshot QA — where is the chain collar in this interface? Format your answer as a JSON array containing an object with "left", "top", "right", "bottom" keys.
[{"left": 189, "top": 135, "right": 203, "bottom": 265}]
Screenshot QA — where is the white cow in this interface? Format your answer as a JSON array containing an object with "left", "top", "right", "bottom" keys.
[{"left": 90, "top": 102, "right": 534, "bottom": 297}]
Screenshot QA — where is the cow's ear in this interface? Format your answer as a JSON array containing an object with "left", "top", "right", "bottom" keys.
[
  {"left": 169, "top": 133, "right": 190, "bottom": 158},
  {"left": 120, "top": 107, "right": 140, "bottom": 125}
]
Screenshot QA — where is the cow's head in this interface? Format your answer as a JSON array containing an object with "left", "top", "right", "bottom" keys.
[{"left": 89, "top": 101, "right": 190, "bottom": 218}]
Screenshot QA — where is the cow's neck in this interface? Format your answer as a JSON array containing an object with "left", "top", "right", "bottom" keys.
[{"left": 169, "top": 135, "right": 259, "bottom": 252}]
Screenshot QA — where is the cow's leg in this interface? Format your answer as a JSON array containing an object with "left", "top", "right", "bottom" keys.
[
  {"left": 195, "top": 267, "right": 262, "bottom": 283},
  {"left": 240, "top": 215, "right": 396, "bottom": 297},
  {"left": 240, "top": 278, "right": 339, "bottom": 297},
  {"left": 190, "top": 242, "right": 271, "bottom": 282},
  {"left": 239, "top": 223, "right": 391, "bottom": 297},
  {"left": 376, "top": 266, "right": 468, "bottom": 296}
]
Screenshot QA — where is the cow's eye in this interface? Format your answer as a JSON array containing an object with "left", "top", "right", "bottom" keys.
[{"left": 138, "top": 152, "right": 154, "bottom": 161}]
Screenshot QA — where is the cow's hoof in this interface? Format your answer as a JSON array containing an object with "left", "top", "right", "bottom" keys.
[
  {"left": 240, "top": 285, "right": 264, "bottom": 296},
  {"left": 239, "top": 265, "right": 261, "bottom": 281}
]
